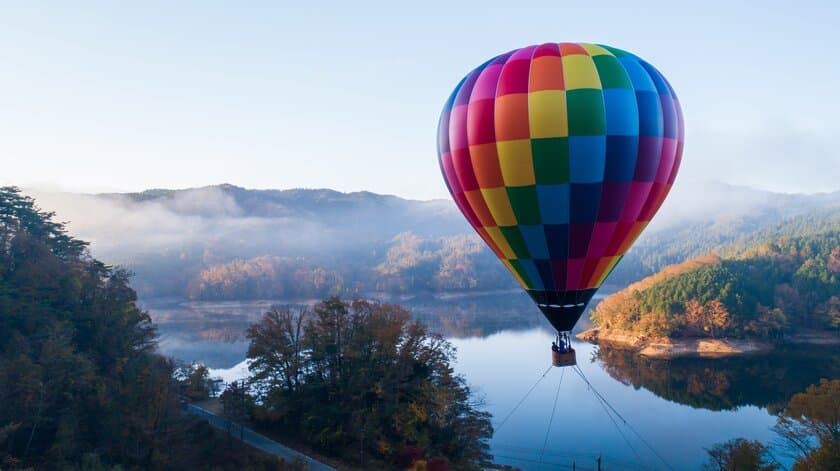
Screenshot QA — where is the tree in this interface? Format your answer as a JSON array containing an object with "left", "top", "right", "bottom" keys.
[
  {"left": 684, "top": 299, "right": 706, "bottom": 336},
  {"left": 246, "top": 297, "right": 493, "bottom": 469},
  {"left": 681, "top": 299, "right": 732, "bottom": 338},
  {"left": 0, "top": 187, "right": 289, "bottom": 470},
  {"left": 706, "top": 300, "right": 732, "bottom": 339},
  {"left": 828, "top": 247, "right": 840, "bottom": 273},
  {"left": 773, "top": 284, "right": 805, "bottom": 324},
  {"left": 177, "top": 363, "right": 216, "bottom": 401},
  {"left": 774, "top": 379, "right": 840, "bottom": 470},
  {"left": 703, "top": 438, "right": 779, "bottom": 470},
  {"left": 814, "top": 296, "right": 840, "bottom": 329},
  {"left": 246, "top": 305, "right": 309, "bottom": 421},
  {"left": 745, "top": 305, "right": 786, "bottom": 339},
  {"left": 221, "top": 380, "right": 253, "bottom": 424}
]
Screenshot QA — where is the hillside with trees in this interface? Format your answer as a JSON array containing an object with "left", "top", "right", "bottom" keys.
[
  {"left": 27, "top": 183, "right": 840, "bottom": 301},
  {"left": 184, "top": 232, "right": 514, "bottom": 300},
  {"left": 608, "top": 195, "right": 840, "bottom": 287},
  {"left": 0, "top": 187, "right": 289, "bottom": 469},
  {"left": 591, "top": 225, "right": 839, "bottom": 340}
]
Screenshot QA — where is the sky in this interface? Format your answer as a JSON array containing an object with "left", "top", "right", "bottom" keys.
[{"left": 1, "top": 1, "right": 839, "bottom": 200}]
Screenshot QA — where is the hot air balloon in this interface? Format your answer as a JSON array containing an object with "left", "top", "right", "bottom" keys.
[{"left": 437, "top": 42, "right": 683, "bottom": 365}]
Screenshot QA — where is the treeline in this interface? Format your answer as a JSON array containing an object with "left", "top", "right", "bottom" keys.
[
  {"left": 236, "top": 298, "right": 494, "bottom": 470},
  {"left": 186, "top": 256, "right": 348, "bottom": 300},
  {"left": 0, "top": 187, "right": 288, "bottom": 470},
  {"left": 608, "top": 206, "right": 840, "bottom": 287},
  {"left": 186, "top": 233, "right": 513, "bottom": 300},
  {"left": 593, "top": 231, "right": 840, "bottom": 339}
]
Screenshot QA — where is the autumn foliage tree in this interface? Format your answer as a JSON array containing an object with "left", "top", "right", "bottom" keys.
[
  {"left": 683, "top": 300, "right": 732, "bottom": 338},
  {"left": 774, "top": 379, "right": 840, "bottom": 470},
  {"left": 246, "top": 297, "right": 493, "bottom": 470},
  {"left": 705, "top": 379, "right": 840, "bottom": 471},
  {"left": 703, "top": 438, "right": 779, "bottom": 471}
]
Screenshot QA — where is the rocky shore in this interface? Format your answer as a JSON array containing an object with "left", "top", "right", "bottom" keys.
[{"left": 577, "top": 327, "right": 839, "bottom": 359}]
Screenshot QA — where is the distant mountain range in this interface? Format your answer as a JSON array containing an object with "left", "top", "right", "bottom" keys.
[{"left": 27, "top": 182, "right": 840, "bottom": 301}]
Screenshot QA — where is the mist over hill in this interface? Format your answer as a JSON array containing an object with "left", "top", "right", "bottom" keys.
[
  {"left": 27, "top": 182, "right": 840, "bottom": 300},
  {"left": 611, "top": 182, "right": 840, "bottom": 286}
]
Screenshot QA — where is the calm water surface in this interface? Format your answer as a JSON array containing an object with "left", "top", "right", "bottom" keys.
[{"left": 144, "top": 293, "right": 838, "bottom": 470}]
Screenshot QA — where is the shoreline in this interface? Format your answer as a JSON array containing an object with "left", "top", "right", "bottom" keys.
[{"left": 576, "top": 328, "right": 840, "bottom": 359}]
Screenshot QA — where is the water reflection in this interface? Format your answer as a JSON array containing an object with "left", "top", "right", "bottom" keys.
[
  {"left": 449, "top": 330, "right": 783, "bottom": 470},
  {"left": 145, "top": 294, "right": 836, "bottom": 470},
  {"left": 144, "top": 290, "right": 604, "bottom": 368},
  {"left": 144, "top": 298, "right": 273, "bottom": 367},
  {"left": 594, "top": 345, "right": 840, "bottom": 413},
  {"left": 392, "top": 290, "right": 553, "bottom": 337}
]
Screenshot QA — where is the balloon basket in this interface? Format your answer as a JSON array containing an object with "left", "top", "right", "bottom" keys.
[{"left": 552, "top": 347, "right": 577, "bottom": 367}]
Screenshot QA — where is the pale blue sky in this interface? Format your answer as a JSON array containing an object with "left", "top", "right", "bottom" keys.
[{"left": 1, "top": 1, "right": 838, "bottom": 199}]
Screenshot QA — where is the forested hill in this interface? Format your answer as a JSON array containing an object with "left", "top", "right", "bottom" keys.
[
  {"left": 591, "top": 214, "right": 840, "bottom": 339},
  {"left": 608, "top": 191, "right": 840, "bottom": 286},
  {"left": 0, "top": 187, "right": 285, "bottom": 469},
  {"left": 27, "top": 183, "right": 840, "bottom": 301}
]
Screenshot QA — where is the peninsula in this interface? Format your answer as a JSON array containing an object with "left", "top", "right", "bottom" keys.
[{"left": 578, "top": 227, "right": 840, "bottom": 358}]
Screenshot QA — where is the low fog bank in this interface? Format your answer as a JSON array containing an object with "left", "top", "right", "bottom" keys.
[
  {"left": 649, "top": 178, "right": 839, "bottom": 231},
  {"left": 28, "top": 185, "right": 468, "bottom": 264},
  {"left": 29, "top": 182, "right": 838, "bottom": 262},
  {"left": 22, "top": 182, "right": 839, "bottom": 299}
]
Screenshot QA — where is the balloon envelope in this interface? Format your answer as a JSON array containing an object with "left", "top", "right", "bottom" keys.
[{"left": 437, "top": 42, "right": 683, "bottom": 332}]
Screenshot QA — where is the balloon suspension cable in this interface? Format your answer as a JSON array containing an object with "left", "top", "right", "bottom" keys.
[
  {"left": 577, "top": 366, "right": 644, "bottom": 467},
  {"left": 538, "top": 366, "right": 564, "bottom": 468},
  {"left": 494, "top": 365, "right": 553, "bottom": 433},
  {"left": 572, "top": 365, "right": 675, "bottom": 471}
]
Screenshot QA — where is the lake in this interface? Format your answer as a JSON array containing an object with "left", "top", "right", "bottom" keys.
[{"left": 143, "top": 292, "right": 838, "bottom": 470}]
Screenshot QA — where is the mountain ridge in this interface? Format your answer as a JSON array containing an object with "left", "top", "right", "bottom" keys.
[{"left": 23, "top": 182, "right": 840, "bottom": 300}]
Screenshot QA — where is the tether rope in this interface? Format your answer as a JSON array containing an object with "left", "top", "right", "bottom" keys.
[
  {"left": 577, "top": 366, "right": 644, "bottom": 467},
  {"left": 573, "top": 365, "right": 675, "bottom": 471},
  {"left": 538, "top": 366, "right": 565, "bottom": 468},
  {"left": 494, "top": 364, "right": 553, "bottom": 432}
]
